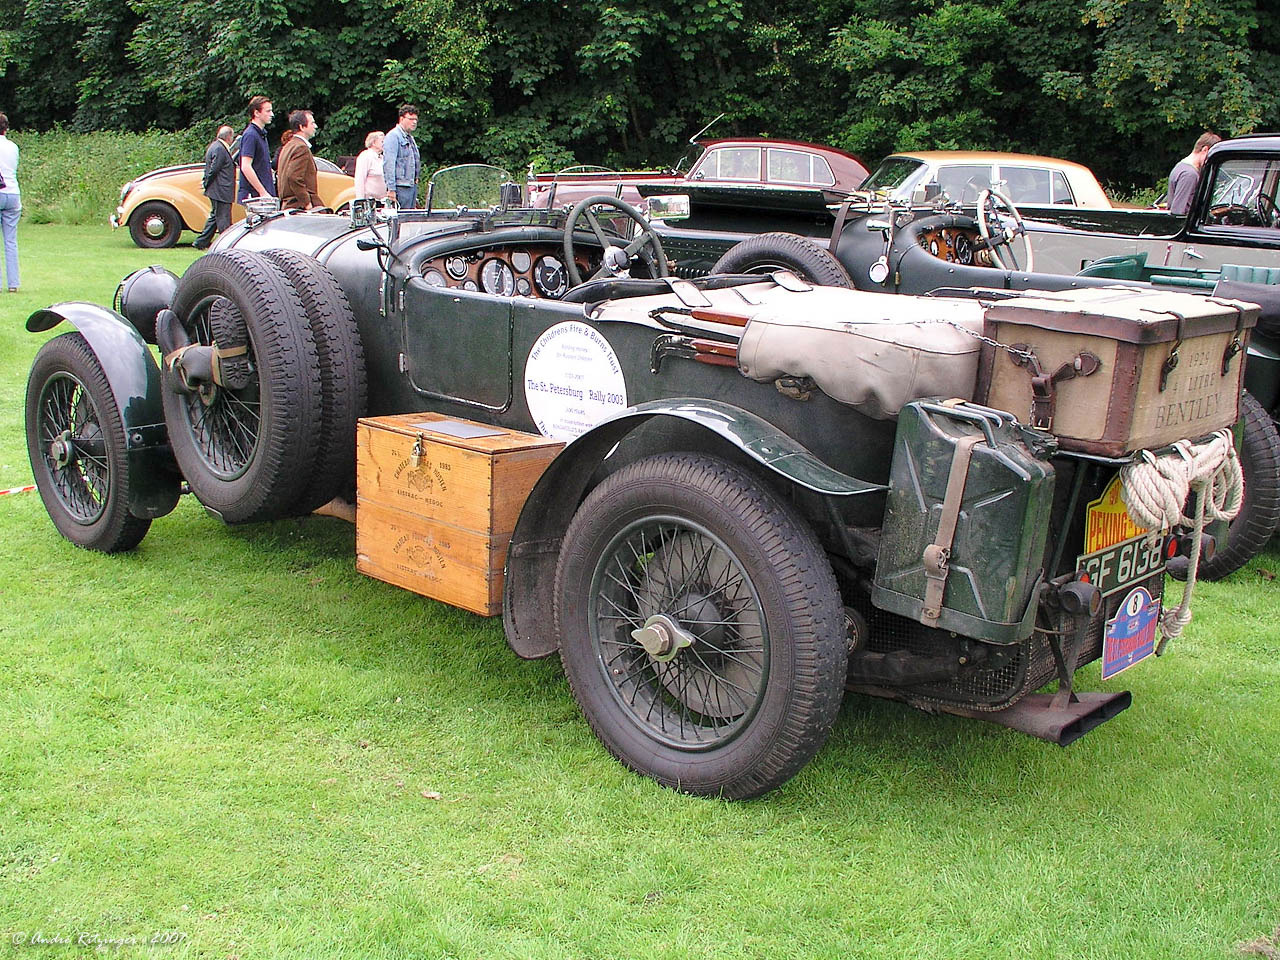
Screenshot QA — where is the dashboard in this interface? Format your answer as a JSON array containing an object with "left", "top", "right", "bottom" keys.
[
  {"left": 916, "top": 225, "right": 995, "bottom": 267},
  {"left": 419, "top": 245, "right": 593, "bottom": 300}
]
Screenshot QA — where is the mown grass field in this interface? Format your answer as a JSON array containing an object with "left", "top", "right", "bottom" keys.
[{"left": 1, "top": 224, "right": 1278, "bottom": 959}]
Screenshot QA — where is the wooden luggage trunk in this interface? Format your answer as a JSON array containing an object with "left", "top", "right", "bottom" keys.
[
  {"left": 355, "top": 413, "right": 563, "bottom": 616},
  {"left": 975, "top": 287, "right": 1257, "bottom": 456}
]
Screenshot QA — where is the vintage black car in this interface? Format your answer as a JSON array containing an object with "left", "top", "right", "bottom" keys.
[{"left": 23, "top": 168, "right": 1254, "bottom": 798}]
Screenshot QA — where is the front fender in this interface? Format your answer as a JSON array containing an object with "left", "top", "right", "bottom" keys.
[
  {"left": 501, "top": 398, "right": 887, "bottom": 659},
  {"left": 120, "top": 184, "right": 207, "bottom": 232},
  {"left": 28, "top": 303, "right": 181, "bottom": 520}
]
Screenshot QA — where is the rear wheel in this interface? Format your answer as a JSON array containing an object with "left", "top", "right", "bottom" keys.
[
  {"left": 26, "top": 333, "right": 151, "bottom": 552},
  {"left": 129, "top": 201, "right": 183, "bottom": 249},
  {"left": 712, "top": 232, "right": 854, "bottom": 288},
  {"left": 1170, "top": 391, "right": 1280, "bottom": 580},
  {"left": 163, "top": 250, "right": 323, "bottom": 524},
  {"left": 555, "top": 453, "right": 845, "bottom": 798}
]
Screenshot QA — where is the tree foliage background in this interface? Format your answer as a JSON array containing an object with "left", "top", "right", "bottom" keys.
[{"left": 1, "top": 0, "right": 1278, "bottom": 188}]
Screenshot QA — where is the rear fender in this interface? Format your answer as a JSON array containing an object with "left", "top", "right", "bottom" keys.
[
  {"left": 502, "top": 398, "right": 886, "bottom": 659},
  {"left": 28, "top": 303, "right": 181, "bottom": 519}
]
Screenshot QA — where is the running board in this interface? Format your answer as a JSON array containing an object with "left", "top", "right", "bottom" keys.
[{"left": 945, "top": 691, "right": 1132, "bottom": 746}]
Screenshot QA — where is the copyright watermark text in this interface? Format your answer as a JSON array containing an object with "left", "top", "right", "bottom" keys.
[{"left": 9, "top": 931, "right": 187, "bottom": 949}]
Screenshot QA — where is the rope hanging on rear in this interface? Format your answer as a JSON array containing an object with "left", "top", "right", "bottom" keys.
[{"left": 1118, "top": 430, "right": 1242, "bottom": 651}]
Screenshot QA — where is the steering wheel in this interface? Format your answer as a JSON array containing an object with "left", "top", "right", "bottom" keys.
[
  {"left": 563, "top": 195, "right": 670, "bottom": 287},
  {"left": 1257, "top": 193, "right": 1280, "bottom": 227},
  {"left": 977, "top": 188, "right": 1034, "bottom": 273}
]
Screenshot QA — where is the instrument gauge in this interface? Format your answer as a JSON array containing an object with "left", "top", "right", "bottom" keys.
[
  {"left": 424, "top": 269, "right": 448, "bottom": 287},
  {"left": 928, "top": 239, "right": 939, "bottom": 256},
  {"left": 533, "top": 255, "right": 568, "bottom": 299},
  {"left": 461, "top": 279, "right": 479, "bottom": 292},
  {"left": 480, "top": 259, "right": 516, "bottom": 296},
  {"left": 954, "top": 233, "right": 974, "bottom": 265},
  {"left": 445, "top": 256, "right": 469, "bottom": 280},
  {"left": 511, "top": 250, "right": 532, "bottom": 273},
  {"left": 516, "top": 277, "right": 531, "bottom": 297}
]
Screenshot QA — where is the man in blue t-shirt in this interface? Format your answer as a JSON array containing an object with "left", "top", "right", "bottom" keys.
[{"left": 237, "top": 96, "right": 276, "bottom": 202}]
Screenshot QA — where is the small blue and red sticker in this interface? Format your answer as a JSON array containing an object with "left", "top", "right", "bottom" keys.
[{"left": 1101, "top": 586, "right": 1161, "bottom": 680}]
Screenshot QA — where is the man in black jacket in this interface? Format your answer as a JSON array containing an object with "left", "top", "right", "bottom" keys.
[{"left": 193, "top": 124, "right": 236, "bottom": 250}]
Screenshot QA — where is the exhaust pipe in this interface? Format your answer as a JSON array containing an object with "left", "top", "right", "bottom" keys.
[{"left": 944, "top": 691, "right": 1132, "bottom": 746}]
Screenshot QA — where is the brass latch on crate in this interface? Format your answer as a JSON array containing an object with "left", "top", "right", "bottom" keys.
[{"left": 1007, "top": 345, "right": 1101, "bottom": 430}]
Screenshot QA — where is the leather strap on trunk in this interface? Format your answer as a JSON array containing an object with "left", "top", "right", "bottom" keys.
[{"left": 921, "top": 433, "right": 982, "bottom": 626}]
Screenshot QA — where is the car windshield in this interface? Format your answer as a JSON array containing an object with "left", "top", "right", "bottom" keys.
[
  {"left": 859, "top": 157, "right": 926, "bottom": 194},
  {"left": 426, "top": 164, "right": 515, "bottom": 210}
]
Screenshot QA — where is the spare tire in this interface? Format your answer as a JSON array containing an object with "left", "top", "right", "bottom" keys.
[
  {"left": 164, "top": 250, "right": 323, "bottom": 524},
  {"left": 712, "top": 232, "right": 855, "bottom": 289},
  {"left": 263, "top": 249, "right": 368, "bottom": 513},
  {"left": 1169, "top": 391, "right": 1280, "bottom": 581}
]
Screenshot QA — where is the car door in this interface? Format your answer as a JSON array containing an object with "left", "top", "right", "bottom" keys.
[{"left": 401, "top": 279, "right": 513, "bottom": 412}]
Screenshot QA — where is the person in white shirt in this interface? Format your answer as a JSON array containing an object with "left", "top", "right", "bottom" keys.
[
  {"left": 0, "top": 111, "right": 20, "bottom": 293},
  {"left": 354, "top": 131, "right": 387, "bottom": 200}
]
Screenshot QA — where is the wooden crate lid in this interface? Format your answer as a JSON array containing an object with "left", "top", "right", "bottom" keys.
[
  {"left": 358, "top": 412, "right": 563, "bottom": 455},
  {"left": 983, "top": 287, "right": 1258, "bottom": 342}
]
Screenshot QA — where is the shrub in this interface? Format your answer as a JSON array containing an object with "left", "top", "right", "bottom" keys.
[{"left": 13, "top": 127, "right": 209, "bottom": 225}]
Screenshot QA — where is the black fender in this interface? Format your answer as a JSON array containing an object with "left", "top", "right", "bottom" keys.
[
  {"left": 27, "top": 302, "right": 182, "bottom": 520},
  {"left": 501, "top": 398, "right": 887, "bottom": 659}
]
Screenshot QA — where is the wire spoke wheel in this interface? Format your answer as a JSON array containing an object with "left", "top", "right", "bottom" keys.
[
  {"left": 25, "top": 333, "right": 151, "bottom": 552},
  {"left": 591, "top": 517, "right": 769, "bottom": 749},
  {"left": 175, "top": 296, "right": 262, "bottom": 481},
  {"left": 556, "top": 453, "right": 845, "bottom": 799},
  {"left": 38, "top": 372, "right": 109, "bottom": 524}
]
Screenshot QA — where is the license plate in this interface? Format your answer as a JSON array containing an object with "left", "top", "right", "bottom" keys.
[{"left": 1076, "top": 534, "right": 1166, "bottom": 597}]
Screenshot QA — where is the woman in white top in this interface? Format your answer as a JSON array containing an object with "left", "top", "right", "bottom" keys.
[
  {"left": 0, "top": 111, "right": 19, "bottom": 293},
  {"left": 354, "top": 131, "right": 387, "bottom": 200}
]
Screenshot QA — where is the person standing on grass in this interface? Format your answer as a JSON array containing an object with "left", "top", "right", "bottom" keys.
[
  {"left": 276, "top": 109, "right": 324, "bottom": 211},
  {"left": 381, "top": 104, "right": 420, "bottom": 209},
  {"left": 238, "top": 95, "right": 276, "bottom": 203},
  {"left": 193, "top": 124, "right": 236, "bottom": 250},
  {"left": 0, "top": 111, "right": 20, "bottom": 293}
]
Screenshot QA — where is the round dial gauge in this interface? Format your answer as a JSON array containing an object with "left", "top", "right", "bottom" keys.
[
  {"left": 461, "top": 279, "right": 479, "bottom": 292},
  {"left": 424, "top": 269, "right": 448, "bottom": 287},
  {"left": 928, "top": 239, "right": 939, "bottom": 256},
  {"left": 511, "top": 250, "right": 532, "bottom": 273},
  {"left": 533, "top": 255, "right": 568, "bottom": 298},
  {"left": 953, "top": 233, "right": 974, "bottom": 265},
  {"left": 445, "top": 256, "right": 468, "bottom": 280},
  {"left": 480, "top": 259, "right": 516, "bottom": 296},
  {"left": 516, "top": 277, "right": 531, "bottom": 297}
]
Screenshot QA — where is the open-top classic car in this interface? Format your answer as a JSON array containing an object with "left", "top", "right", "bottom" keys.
[{"left": 24, "top": 167, "right": 1257, "bottom": 798}]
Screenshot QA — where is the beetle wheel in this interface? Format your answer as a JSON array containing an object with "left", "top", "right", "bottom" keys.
[
  {"left": 164, "top": 250, "right": 323, "bottom": 524},
  {"left": 556, "top": 453, "right": 845, "bottom": 798},
  {"left": 129, "top": 200, "right": 184, "bottom": 249},
  {"left": 26, "top": 333, "right": 151, "bottom": 552}
]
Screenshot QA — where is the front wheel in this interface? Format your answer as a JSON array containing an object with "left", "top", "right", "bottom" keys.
[
  {"left": 26, "top": 333, "right": 151, "bottom": 552},
  {"left": 555, "top": 453, "right": 846, "bottom": 799},
  {"left": 129, "top": 201, "right": 183, "bottom": 249}
]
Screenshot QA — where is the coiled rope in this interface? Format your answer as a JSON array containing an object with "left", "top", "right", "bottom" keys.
[{"left": 1119, "top": 429, "right": 1243, "bottom": 651}]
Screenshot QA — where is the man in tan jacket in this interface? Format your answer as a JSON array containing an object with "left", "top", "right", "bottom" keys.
[{"left": 277, "top": 110, "right": 323, "bottom": 211}]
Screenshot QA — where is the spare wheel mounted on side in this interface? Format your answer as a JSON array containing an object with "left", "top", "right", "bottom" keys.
[
  {"left": 161, "top": 250, "right": 324, "bottom": 524},
  {"left": 262, "top": 249, "right": 368, "bottom": 514}
]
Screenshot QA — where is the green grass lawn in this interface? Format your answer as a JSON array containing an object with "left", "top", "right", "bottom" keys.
[{"left": 2, "top": 225, "right": 1278, "bottom": 959}]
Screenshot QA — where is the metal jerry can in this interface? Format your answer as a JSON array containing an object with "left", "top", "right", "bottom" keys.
[{"left": 872, "top": 401, "right": 1056, "bottom": 643}]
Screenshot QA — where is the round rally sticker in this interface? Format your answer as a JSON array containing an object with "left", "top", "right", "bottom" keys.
[{"left": 524, "top": 321, "right": 628, "bottom": 440}]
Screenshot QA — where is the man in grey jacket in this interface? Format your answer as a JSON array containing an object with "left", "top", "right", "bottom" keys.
[
  {"left": 193, "top": 124, "right": 237, "bottom": 250},
  {"left": 382, "top": 104, "right": 420, "bottom": 209}
]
